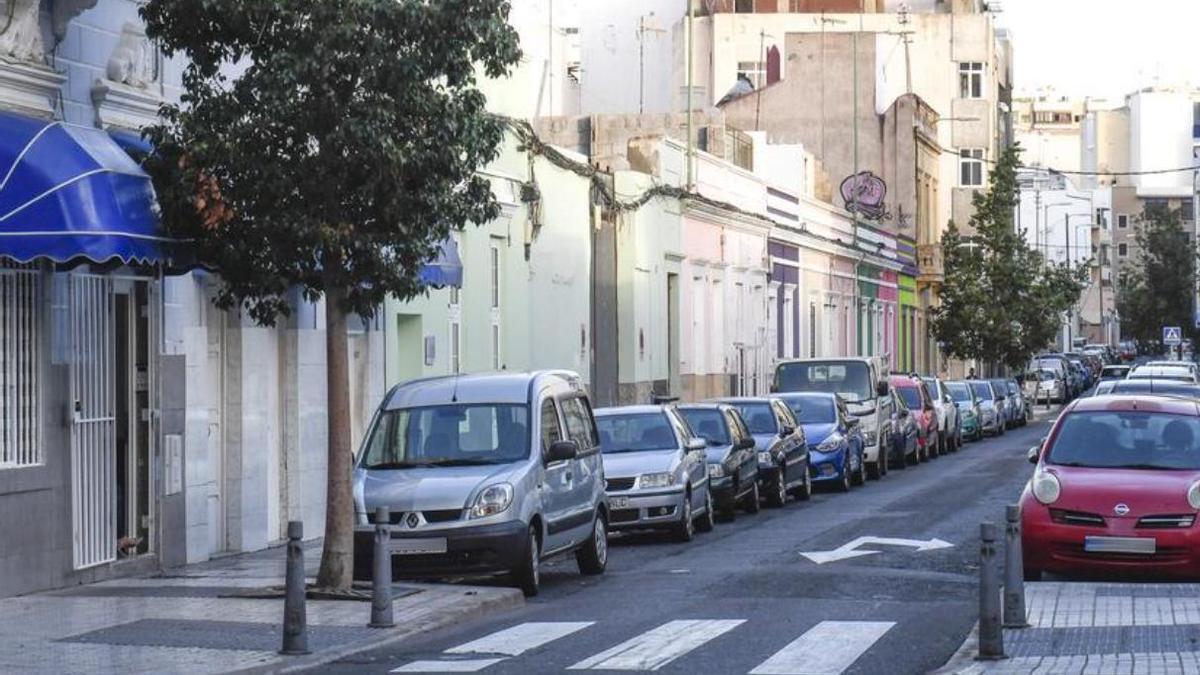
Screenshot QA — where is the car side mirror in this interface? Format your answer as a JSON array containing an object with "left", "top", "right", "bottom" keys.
[
  {"left": 898, "top": 408, "right": 910, "bottom": 419},
  {"left": 876, "top": 382, "right": 889, "bottom": 396},
  {"left": 1027, "top": 447, "right": 1039, "bottom": 464},
  {"left": 846, "top": 417, "right": 860, "bottom": 429},
  {"left": 779, "top": 425, "right": 795, "bottom": 439},
  {"left": 546, "top": 440, "right": 579, "bottom": 463},
  {"left": 686, "top": 437, "right": 706, "bottom": 452},
  {"left": 737, "top": 436, "right": 756, "bottom": 450},
  {"left": 943, "top": 394, "right": 953, "bottom": 404}
]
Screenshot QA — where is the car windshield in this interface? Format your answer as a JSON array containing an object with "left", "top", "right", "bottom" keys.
[
  {"left": 921, "top": 378, "right": 938, "bottom": 396},
  {"left": 775, "top": 361, "right": 872, "bottom": 403},
  {"left": 595, "top": 413, "right": 677, "bottom": 453},
  {"left": 679, "top": 408, "right": 730, "bottom": 446},
  {"left": 359, "top": 404, "right": 530, "bottom": 469},
  {"left": 897, "top": 386, "right": 922, "bottom": 409},
  {"left": 785, "top": 396, "right": 836, "bottom": 424},
  {"left": 947, "top": 383, "right": 972, "bottom": 402},
  {"left": 970, "top": 382, "right": 991, "bottom": 399},
  {"left": 1047, "top": 411, "right": 1200, "bottom": 470},
  {"left": 730, "top": 403, "right": 778, "bottom": 434},
  {"left": 1102, "top": 367, "right": 1129, "bottom": 377},
  {"left": 1110, "top": 381, "right": 1200, "bottom": 398},
  {"left": 989, "top": 383, "right": 1007, "bottom": 399}
]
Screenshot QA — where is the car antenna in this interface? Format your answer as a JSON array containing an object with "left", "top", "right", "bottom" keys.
[{"left": 451, "top": 371, "right": 460, "bottom": 403}]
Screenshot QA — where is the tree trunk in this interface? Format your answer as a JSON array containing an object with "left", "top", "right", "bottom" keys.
[{"left": 316, "top": 281, "right": 354, "bottom": 590}]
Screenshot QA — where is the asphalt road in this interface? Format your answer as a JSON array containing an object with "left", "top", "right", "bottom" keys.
[{"left": 317, "top": 415, "right": 1054, "bottom": 675}]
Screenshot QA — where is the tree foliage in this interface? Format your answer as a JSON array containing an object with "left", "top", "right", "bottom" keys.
[
  {"left": 1117, "top": 205, "right": 1198, "bottom": 345},
  {"left": 932, "top": 145, "right": 1087, "bottom": 372},
  {"left": 140, "top": 0, "right": 522, "bottom": 589},
  {"left": 141, "top": 0, "right": 522, "bottom": 322}
]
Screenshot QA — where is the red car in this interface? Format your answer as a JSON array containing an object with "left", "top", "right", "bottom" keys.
[
  {"left": 889, "top": 375, "right": 939, "bottom": 461},
  {"left": 1022, "top": 395, "right": 1200, "bottom": 580}
]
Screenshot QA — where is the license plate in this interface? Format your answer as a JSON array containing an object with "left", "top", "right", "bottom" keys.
[
  {"left": 388, "top": 537, "right": 448, "bottom": 555},
  {"left": 611, "top": 496, "right": 630, "bottom": 509},
  {"left": 1084, "top": 536, "right": 1156, "bottom": 555},
  {"left": 758, "top": 452, "right": 772, "bottom": 464}
]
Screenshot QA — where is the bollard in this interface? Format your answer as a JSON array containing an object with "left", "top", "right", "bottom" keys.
[
  {"left": 279, "top": 521, "right": 310, "bottom": 655},
  {"left": 1003, "top": 505, "right": 1030, "bottom": 629},
  {"left": 976, "top": 522, "right": 1006, "bottom": 660},
  {"left": 369, "top": 506, "right": 395, "bottom": 628}
]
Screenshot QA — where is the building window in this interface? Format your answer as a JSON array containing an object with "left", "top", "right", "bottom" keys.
[
  {"left": 489, "top": 240, "right": 501, "bottom": 370},
  {"left": 736, "top": 61, "right": 765, "bottom": 89},
  {"left": 1143, "top": 197, "right": 1170, "bottom": 214},
  {"left": 0, "top": 265, "right": 42, "bottom": 469},
  {"left": 1183, "top": 200, "right": 1195, "bottom": 222},
  {"left": 1118, "top": 243, "right": 1128, "bottom": 257},
  {"left": 959, "top": 148, "right": 984, "bottom": 187},
  {"left": 1117, "top": 213, "right": 1128, "bottom": 229},
  {"left": 735, "top": 0, "right": 754, "bottom": 12},
  {"left": 958, "top": 62, "right": 984, "bottom": 99}
]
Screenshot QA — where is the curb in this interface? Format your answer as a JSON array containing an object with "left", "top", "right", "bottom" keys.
[
  {"left": 234, "top": 586, "right": 525, "bottom": 674},
  {"left": 929, "top": 623, "right": 980, "bottom": 675}
]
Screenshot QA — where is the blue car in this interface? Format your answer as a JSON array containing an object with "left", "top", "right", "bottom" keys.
[{"left": 777, "top": 392, "right": 865, "bottom": 492}]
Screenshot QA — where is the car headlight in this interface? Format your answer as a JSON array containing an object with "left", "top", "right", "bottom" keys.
[
  {"left": 638, "top": 472, "right": 676, "bottom": 489},
  {"left": 1188, "top": 481, "right": 1200, "bottom": 510},
  {"left": 708, "top": 464, "right": 725, "bottom": 478},
  {"left": 817, "top": 434, "right": 843, "bottom": 452},
  {"left": 863, "top": 430, "right": 877, "bottom": 446},
  {"left": 469, "top": 483, "right": 514, "bottom": 519},
  {"left": 1032, "top": 471, "right": 1061, "bottom": 506}
]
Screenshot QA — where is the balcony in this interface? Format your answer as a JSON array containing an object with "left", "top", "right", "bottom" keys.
[{"left": 917, "top": 244, "right": 944, "bottom": 286}]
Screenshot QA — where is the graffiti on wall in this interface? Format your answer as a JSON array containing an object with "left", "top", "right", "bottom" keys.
[{"left": 839, "top": 171, "right": 893, "bottom": 223}]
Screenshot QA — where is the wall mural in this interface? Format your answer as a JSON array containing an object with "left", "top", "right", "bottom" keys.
[{"left": 839, "top": 171, "right": 893, "bottom": 223}]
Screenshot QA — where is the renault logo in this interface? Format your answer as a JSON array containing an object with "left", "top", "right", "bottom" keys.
[
  {"left": 1113, "top": 503, "right": 1130, "bottom": 516},
  {"left": 405, "top": 512, "right": 421, "bottom": 528}
]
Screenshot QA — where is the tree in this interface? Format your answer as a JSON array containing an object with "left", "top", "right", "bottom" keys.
[
  {"left": 1117, "top": 205, "right": 1198, "bottom": 346},
  {"left": 141, "top": 0, "right": 521, "bottom": 590},
  {"left": 932, "top": 145, "right": 1087, "bottom": 372}
]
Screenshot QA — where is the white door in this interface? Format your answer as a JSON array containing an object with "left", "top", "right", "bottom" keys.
[{"left": 70, "top": 274, "right": 116, "bottom": 570}]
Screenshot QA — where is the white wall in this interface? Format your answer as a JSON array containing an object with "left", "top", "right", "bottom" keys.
[
  {"left": 481, "top": 0, "right": 582, "bottom": 118},
  {"left": 1129, "top": 89, "right": 1194, "bottom": 195},
  {"left": 580, "top": 0, "right": 682, "bottom": 114}
]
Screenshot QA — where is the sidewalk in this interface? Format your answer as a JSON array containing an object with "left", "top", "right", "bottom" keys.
[
  {"left": 0, "top": 541, "right": 522, "bottom": 674},
  {"left": 940, "top": 582, "right": 1200, "bottom": 675}
]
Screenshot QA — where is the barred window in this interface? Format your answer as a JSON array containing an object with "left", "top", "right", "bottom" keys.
[{"left": 1, "top": 264, "right": 42, "bottom": 469}]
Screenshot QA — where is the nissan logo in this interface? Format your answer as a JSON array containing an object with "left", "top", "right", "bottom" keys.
[
  {"left": 406, "top": 512, "right": 421, "bottom": 528},
  {"left": 1113, "top": 503, "right": 1130, "bottom": 516}
]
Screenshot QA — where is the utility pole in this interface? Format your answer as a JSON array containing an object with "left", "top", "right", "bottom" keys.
[
  {"left": 1066, "top": 212, "right": 1073, "bottom": 350},
  {"left": 637, "top": 14, "right": 666, "bottom": 115},
  {"left": 754, "top": 28, "right": 766, "bottom": 130},
  {"left": 898, "top": 3, "right": 913, "bottom": 95},
  {"left": 685, "top": 0, "right": 694, "bottom": 190}
]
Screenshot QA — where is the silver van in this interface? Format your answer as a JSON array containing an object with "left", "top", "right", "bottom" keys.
[{"left": 353, "top": 371, "right": 608, "bottom": 597}]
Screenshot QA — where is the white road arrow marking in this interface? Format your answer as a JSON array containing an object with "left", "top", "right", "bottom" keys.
[{"left": 800, "top": 536, "right": 953, "bottom": 564}]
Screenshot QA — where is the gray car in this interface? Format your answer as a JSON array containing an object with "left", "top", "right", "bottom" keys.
[
  {"left": 353, "top": 371, "right": 609, "bottom": 598},
  {"left": 677, "top": 404, "right": 761, "bottom": 520},
  {"left": 594, "top": 405, "right": 714, "bottom": 542}
]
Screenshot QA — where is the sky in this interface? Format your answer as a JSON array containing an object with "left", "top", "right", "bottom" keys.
[{"left": 1000, "top": 0, "right": 1200, "bottom": 99}]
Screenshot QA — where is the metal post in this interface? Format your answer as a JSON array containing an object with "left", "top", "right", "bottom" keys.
[
  {"left": 976, "top": 522, "right": 1006, "bottom": 661},
  {"left": 370, "top": 506, "right": 395, "bottom": 628},
  {"left": 1003, "top": 506, "right": 1029, "bottom": 628},
  {"left": 280, "top": 521, "right": 310, "bottom": 655}
]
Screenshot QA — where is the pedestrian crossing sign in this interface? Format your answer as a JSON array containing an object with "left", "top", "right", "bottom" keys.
[{"left": 1164, "top": 326, "right": 1183, "bottom": 345}]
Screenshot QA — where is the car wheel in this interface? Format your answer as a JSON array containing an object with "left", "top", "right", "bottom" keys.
[
  {"left": 575, "top": 513, "right": 608, "bottom": 575},
  {"left": 767, "top": 466, "right": 787, "bottom": 508},
  {"left": 795, "top": 464, "right": 813, "bottom": 501},
  {"left": 742, "top": 479, "right": 761, "bottom": 514},
  {"left": 513, "top": 526, "right": 540, "bottom": 597},
  {"left": 837, "top": 460, "right": 851, "bottom": 492},
  {"left": 1024, "top": 567, "right": 1043, "bottom": 582},
  {"left": 673, "top": 493, "right": 695, "bottom": 542},
  {"left": 696, "top": 489, "right": 715, "bottom": 533}
]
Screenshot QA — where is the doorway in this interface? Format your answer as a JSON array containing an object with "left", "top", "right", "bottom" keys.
[
  {"left": 666, "top": 273, "right": 680, "bottom": 396},
  {"left": 114, "top": 281, "right": 152, "bottom": 558}
]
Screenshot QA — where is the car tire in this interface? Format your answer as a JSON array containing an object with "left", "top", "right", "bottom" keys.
[
  {"left": 1023, "top": 567, "right": 1043, "bottom": 582},
  {"left": 742, "top": 479, "right": 761, "bottom": 514},
  {"left": 851, "top": 451, "right": 866, "bottom": 486},
  {"left": 794, "top": 464, "right": 813, "bottom": 501},
  {"left": 576, "top": 513, "right": 608, "bottom": 576},
  {"left": 514, "top": 526, "right": 540, "bottom": 597},
  {"left": 673, "top": 493, "right": 695, "bottom": 542},
  {"left": 836, "top": 461, "right": 851, "bottom": 492},
  {"left": 696, "top": 489, "right": 715, "bottom": 533},
  {"left": 767, "top": 466, "right": 787, "bottom": 508}
]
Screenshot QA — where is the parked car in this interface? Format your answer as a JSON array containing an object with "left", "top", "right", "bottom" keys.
[
  {"left": 922, "top": 376, "right": 962, "bottom": 453},
  {"left": 1108, "top": 379, "right": 1200, "bottom": 400},
  {"left": 1022, "top": 395, "right": 1200, "bottom": 580},
  {"left": 1128, "top": 366, "right": 1198, "bottom": 384},
  {"left": 1025, "top": 369, "right": 1065, "bottom": 405},
  {"left": 1065, "top": 355, "right": 1094, "bottom": 392},
  {"left": 777, "top": 392, "right": 866, "bottom": 491},
  {"left": 774, "top": 356, "right": 892, "bottom": 479},
  {"left": 715, "top": 397, "right": 812, "bottom": 505},
  {"left": 891, "top": 374, "right": 938, "bottom": 461},
  {"left": 967, "top": 380, "right": 1004, "bottom": 436},
  {"left": 1031, "top": 354, "right": 1074, "bottom": 400},
  {"left": 887, "top": 388, "right": 921, "bottom": 467},
  {"left": 946, "top": 380, "right": 982, "bottom": 442},
  {"left": 1099, "top": 365, "right": 1131, "bottom": 381},
  {"left": 594, "top": 405, "right": 714, "bottom": 542},
  {"left": 1003, "top": 378, "right": 1028, "bottom": 427},
  {"left": 352, "top": 371, "right": 608, "bottom": 597},
  {"left": 1118, "top": 341, "right": 1137, "bottom": 362},
  {"left": 677, "top": 404, "right": 762, "bottom": 520}
]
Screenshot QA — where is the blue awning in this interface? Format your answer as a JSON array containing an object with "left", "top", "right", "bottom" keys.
[
  {"left": 0, "top": 112, "right": 167, "bottom": 265},
  {"left": 108, "top": 128, "right": 154, "bottom": 158},
  {"left": 419, "top": 237, "right": 463, "bottom": 288}
]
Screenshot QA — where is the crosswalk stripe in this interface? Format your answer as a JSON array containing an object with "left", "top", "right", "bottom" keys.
[
  {"left": 444, "top": 621, "right": 596, "bottom": 657},
  {"left": 391, "top": 658, "right": 505, "bottom": 673},
  {"left": 749, "top": 620, "right": 896, "bottom": 675},
  {"left": 568, "top": 619, "right": 746, "bottom": 671}
]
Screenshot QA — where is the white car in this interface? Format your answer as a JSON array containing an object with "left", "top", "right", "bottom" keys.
[{"left": 921, "top": 376, "right": 962, "bottom": 453}]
